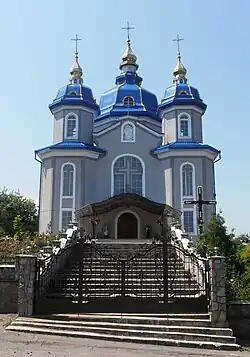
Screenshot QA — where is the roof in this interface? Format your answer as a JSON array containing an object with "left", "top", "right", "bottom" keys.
[
  {"left": 96, "top": 71, "right": 160, "bottom": 122},
  {"left": 152, "top": 141, "right": 219, "bottom": 154},
  {"left": 49, "top": 83, "right": 99, "bottom": 112},
  {"left": 35, "top": 141, "right": 106, "bottom": 154},
  {"left": 75, "top": 193, "right": 181, "bottom": 220},
  {"left": 158, "top": 83, "right": 207, "bottom": 112}
]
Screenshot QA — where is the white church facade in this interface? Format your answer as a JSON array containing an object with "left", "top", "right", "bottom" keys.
[{"left": 35, "top": 33, "right": 220, "bottom": 237}]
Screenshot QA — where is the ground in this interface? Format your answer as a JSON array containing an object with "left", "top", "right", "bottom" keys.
[{"left": 0, "top": 315, "right": 249, "bottom": 357}]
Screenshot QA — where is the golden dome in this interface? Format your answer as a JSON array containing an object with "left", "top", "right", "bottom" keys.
[
  {"left": 173, "top": 52, "right": 187, "bottom": 81},
  {"left": 120, "top": 39, "right": 139, "bottom": 70},
  {"left": 70, "top": 54, "right": 83, "bottom": 82}
]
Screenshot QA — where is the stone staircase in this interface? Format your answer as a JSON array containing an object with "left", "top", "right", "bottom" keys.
[
  {"left": 6, "top": 313, "right": 240, "bottom": 350},
  {"left": 34, "top": 242, "right": 210, "bottom": 314},
  {"left": 45, "top": 242, "right": 200, "bottom": 297}
]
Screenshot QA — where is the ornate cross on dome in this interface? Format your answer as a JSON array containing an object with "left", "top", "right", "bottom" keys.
[
  {"left": 122, "top": 21, "right": 135, "bottom": 41},
  {"left": 173, "top": 34, "right": 184, "bottom": 54},
  {"left": 71, "top": 34, "right": 82, "bottom": 55}
]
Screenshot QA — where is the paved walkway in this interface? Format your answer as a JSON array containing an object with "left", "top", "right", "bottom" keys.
[{"left": 0, "top": 328, "right": 249, "bottom": 357}]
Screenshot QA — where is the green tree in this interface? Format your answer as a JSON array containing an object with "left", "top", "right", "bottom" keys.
[
  {"left": 0, "top": 189, "right": 38, "bottom": 237},
  {"left": 194, "top": 213, "right": 247, "bottom": 299}
]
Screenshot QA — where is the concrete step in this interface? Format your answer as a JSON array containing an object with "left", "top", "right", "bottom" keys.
[
  {"left": 6, "top": 316, "right": 240, "bottom": 350},
  {"left": 9, "top": 320, "right": 236, "bottom": 344},
  {"left": 34, "top": 313, "right": 216, "bottom": 327}
]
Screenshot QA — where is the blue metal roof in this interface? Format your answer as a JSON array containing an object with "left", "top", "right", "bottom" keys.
[
  {"left": 49, "top": 83, "right": 99, "bottom": 112},
  {"left": 96, "top": 71, "right": 160, "bottom": 122},
  {"left": 158, "top": 83, "right": 207, "bottom": 112},
  {"left": 35, "top": 141, "right": 106, "bottom": 154},
  {"left": 152, "top": 141, "right": 219, "bottom": 154}
]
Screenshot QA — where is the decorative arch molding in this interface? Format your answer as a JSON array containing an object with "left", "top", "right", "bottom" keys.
[
  {"left": 64, "top": 112, "right": 79, "bottom": 139},
  {"left": 114, "top": 209, "right": 140, "bottom": 239},
  {"left": 121, "top": 121, "right": 136, "bottom": 143},
  {"left": 180, "top": 161, "right": 197, "bottom": 235},
  {"left": 180, "top": 161, "right": 195, "bottom": 198},
  {"left": 59, "top": 162, "right": 76, "bottom": 231},
  {"left": 111, "top": 154, "right": 146, "bottom": 197},
  {"left": 178, "top": 112, "right": 191, "bottom": 139}
]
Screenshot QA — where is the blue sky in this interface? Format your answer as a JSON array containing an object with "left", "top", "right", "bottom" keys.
[{"left": 0, "top": 0, "right": 249, "bottom": 233}]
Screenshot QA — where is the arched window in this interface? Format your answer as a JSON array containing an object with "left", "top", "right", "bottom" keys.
[
  {"left": 123, "top": 96, "right": 135, "bottom": 107},
  {"left": 65, "top": 113, "right": 78, "bottom": 139},
  {"left": 112, "top": 155, "right": 144, "bottom": 196},
  {"left": 62, "top": 164, "right": 74, "bottom": 197},
  {"left": 178, "top": 113, "right": 191, "bottom": 138},
  {"left": 182, "top": 164, "right": 194, "bottom": 197},
  {"left": 121, "top": 122, "right": 135, "bottom": 142}
]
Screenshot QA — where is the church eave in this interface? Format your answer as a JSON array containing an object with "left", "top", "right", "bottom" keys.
[
  {"left": 75, "top": 193, "right": 181, "bottom": 220},
  {"left": 158, "top": 98, "right": 207, "bottom": 112},
  {"left": 152, "top": 142, "right": 220, "bottom": 161},
  {"left": 95, "top": 110, "right": 161, "bottom": 123},
  {"left": 49, "top": 99, "right": 99, "bottom": 112}
]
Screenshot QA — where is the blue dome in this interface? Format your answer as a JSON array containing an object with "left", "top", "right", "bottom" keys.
[
  {"left": 49, "top": 83, "right": 99, "bottom": 112},
  {"left": 159, "top": 82, "right": 207, "bottom": 112},
  {"left": 96, "top": 72, "right": 160, "bottom": 122}
]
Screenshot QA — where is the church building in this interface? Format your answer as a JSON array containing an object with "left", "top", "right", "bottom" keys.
[{"left": 35, "top": 32, "right": 220, "bottom": 237}]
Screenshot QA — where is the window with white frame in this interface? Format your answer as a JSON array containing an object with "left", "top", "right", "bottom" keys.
[
  {"left": 182, "top": 164, "right": 193, "bottom": 197},
  {"left": 183, "top": 210, "right": 194, "bottom": 233},
  {"left": 123, "top": 96, "right": 135, "bottom": 107},
  {"left": 61, "top": 210, "right": 73, "bottom": 231},
  {"left": 178, "top": 113, "right": 191, "bottom": 138},
  {"left": 121, "top": 122, "right": 135, "bottom": 142},
  {"left": 62, "top": 164, "right": 74, "bottom": 197},
  {"left": 65, "top": 114, "right": 78, "bottom": 139},
  {"left": 113, "top": 156, "right": 143, "bottom": 196}
]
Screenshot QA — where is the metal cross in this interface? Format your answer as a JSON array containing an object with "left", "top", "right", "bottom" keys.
[
  {"left": 71, "top": 34, "right": 82, "bottom": 54},
  {"left": 184, "top": 186, "right": 217, "bottom": 235},
  {"left": 122, "top": 21, "right": 135, "bottom": 41},
  {"left": 173, "top": 34, "right": 184, "bottom": 53}
]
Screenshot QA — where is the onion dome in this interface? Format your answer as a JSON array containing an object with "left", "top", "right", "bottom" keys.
[
  {"left": 49, "top": 38, "right": 99, "bottom": 112},
  {"left": 159, "top": 48, "right": 206, "bottom": 113},
  {"left": 96, "top": 37, "right": 159, "bottom": 122}
]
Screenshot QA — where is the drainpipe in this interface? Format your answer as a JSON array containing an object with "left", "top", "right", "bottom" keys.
[{"left": 34, "top": 152, "right": 42, "bottom": 231}]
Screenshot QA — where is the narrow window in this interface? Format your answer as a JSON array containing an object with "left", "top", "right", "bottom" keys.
[
  {"left": 182, "top": 164, "right": 193, "bottom": 197},
  {"left": 62, "top": 164, "right": 74, "bottom": 196},
  {"left": 179, "top": 113, "right": 191, "bottom": 138},
  {"left": 61, "top": 210, "right": 73, "bottom": 231},
  {"left": 183, "top": 211, "right": 194, "bottom": 233},
  {"left": 65, "top": 114, "right": 77, "bottom": 139}
]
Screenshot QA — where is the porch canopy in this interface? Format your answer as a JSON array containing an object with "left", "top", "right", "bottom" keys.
[{"left": 75, "top": 193, "right": 181, "bottom": 221}]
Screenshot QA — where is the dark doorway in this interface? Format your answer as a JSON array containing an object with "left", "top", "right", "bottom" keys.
[{"left": 117, "top": 212, "right": 138, "bottom": 239}]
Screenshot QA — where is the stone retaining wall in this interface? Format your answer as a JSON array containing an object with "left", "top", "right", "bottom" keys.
[
  {"left": 0, "top": 265, "right": 18, "bottom": 313},
  {"left": 228, "top": 301, "right": 250, "bottom": 344}
]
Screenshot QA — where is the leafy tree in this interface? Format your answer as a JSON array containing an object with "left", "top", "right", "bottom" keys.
[
  {"left": 194, "top": 213, "right": 249, "bottom": 300},
  {"left": 0, "top": 189, "right": 38, "bottom": 237}
]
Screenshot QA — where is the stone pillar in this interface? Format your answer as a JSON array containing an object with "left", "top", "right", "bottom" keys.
[
  {"left": 209, "top": 255, "right": 227, "bottom": 326},
  {"left": 16, "top": 255, "right": 37, "bottom": 317}
]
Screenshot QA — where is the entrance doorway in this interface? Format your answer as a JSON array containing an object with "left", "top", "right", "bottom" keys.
[{"left": 117, "top": 212, "right": 138, "bottom": 239}]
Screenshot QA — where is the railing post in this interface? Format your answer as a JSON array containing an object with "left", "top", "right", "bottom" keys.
[
  {"left": 209, "top": 255, "right": 227, "bottom": 326},
  {"left": 121, "top": 261, "right": 126, "bottom": 298},
  {"left": 16, "top": 254, "right": 37, "bottom": 317},
  {"left": 163, "top": 240, "right": 168, "bottom": 305}
]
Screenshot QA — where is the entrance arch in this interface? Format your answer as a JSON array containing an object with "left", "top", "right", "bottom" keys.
[{"left": 115, "top": 210, "right": 140, "bottom": 239}]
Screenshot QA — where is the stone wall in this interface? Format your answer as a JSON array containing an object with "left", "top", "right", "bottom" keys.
[
  {"left": 228, "top": 301, "right": 250, "bottom": 344},
  {"left": 209, "top": 256, "right": 227, "bottom": 326},
  {"left": 0, "top": 265, "right": 18, "bottom": 313}
]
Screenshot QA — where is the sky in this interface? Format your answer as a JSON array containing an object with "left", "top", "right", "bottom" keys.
[{"left": 0, "top": 0, "right": 249, "bottom": 233}]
